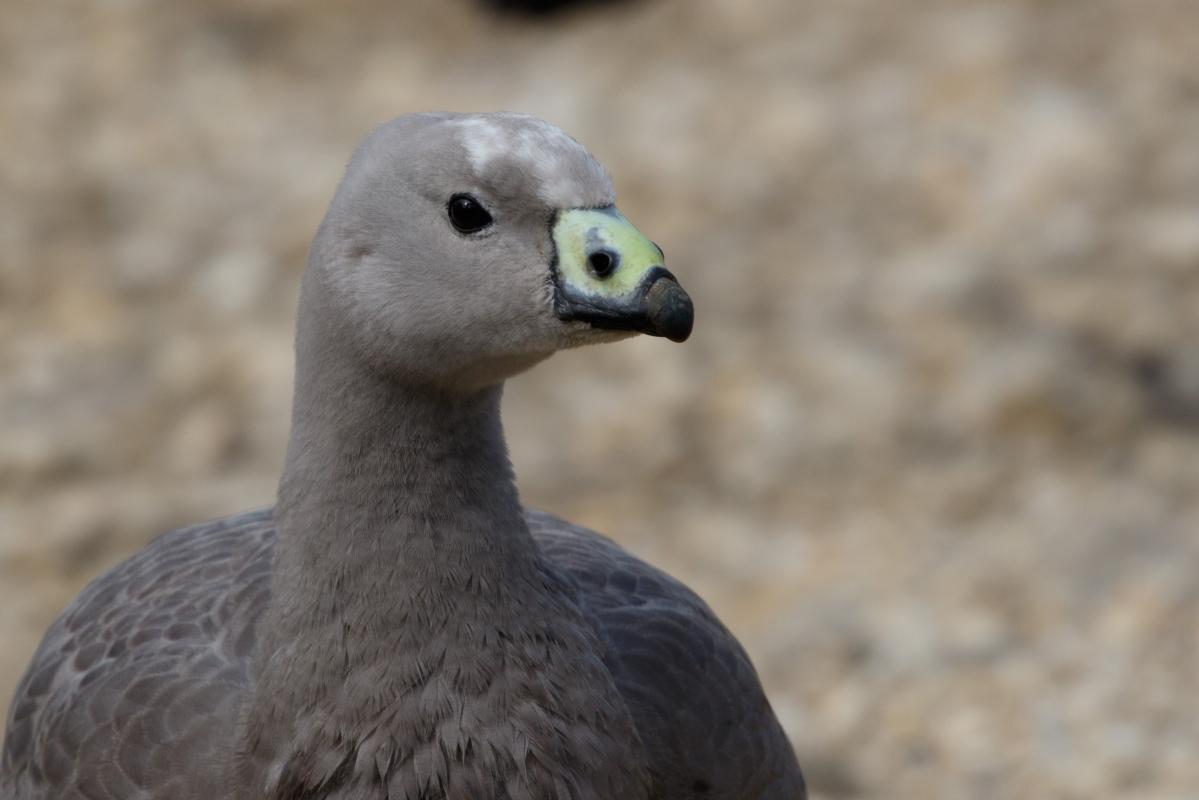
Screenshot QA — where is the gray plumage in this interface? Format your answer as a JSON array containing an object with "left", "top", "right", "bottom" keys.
[{"left": 2, "top": 112, "right": 804, "bottom": 800}]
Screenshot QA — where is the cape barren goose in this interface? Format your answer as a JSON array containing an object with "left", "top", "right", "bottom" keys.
[{"left": 2, "top": 112, "right": 804, "bottom": 800}]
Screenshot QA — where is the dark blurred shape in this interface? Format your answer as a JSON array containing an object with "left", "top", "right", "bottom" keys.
[
  {"left": 1131, "top": 349, "right": 1199, "bottom": 429},
  {"left": 478, "top": 0, "right": 635, "bottom": 16}
]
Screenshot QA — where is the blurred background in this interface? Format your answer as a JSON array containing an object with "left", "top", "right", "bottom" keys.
[{"left": 2, "top": 0, "right": 1197, "bottom": 797}]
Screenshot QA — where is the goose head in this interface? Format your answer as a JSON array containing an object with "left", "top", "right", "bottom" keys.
[{"left": 302, "top": 112, "right": 693, "bottom": 392}]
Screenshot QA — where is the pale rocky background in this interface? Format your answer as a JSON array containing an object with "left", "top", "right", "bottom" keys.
[{"left": 2, "top": 0, "right": 1198, "bottom": 797}]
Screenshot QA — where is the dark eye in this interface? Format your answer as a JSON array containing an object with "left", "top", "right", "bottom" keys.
[{"left": 447, "top": 194, "right": 493, "bottom": 234}]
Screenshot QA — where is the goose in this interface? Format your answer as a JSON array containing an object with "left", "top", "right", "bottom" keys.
[{"left": 1, "top": 112, "right": 804, "bottom": 800}]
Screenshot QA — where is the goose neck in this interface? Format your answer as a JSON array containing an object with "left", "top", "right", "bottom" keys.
[{"left": 271, "top": 346, "right": 539, "bottom": 633}]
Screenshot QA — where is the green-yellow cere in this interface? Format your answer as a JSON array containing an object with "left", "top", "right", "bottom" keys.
[{"left": 553, "top": 208, "right": 664, "bottom": 299}]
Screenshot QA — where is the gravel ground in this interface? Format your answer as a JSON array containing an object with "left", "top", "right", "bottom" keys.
[{"left": 2, "top": 1, "right": 1198, "bottom": 797}]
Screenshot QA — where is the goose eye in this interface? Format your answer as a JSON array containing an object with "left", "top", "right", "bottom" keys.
[{"left": 447, "top": 194, "right": 493, "bottom": 234}]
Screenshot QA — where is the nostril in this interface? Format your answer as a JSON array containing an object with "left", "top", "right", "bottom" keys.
[{"left": 587, "top": 249, "right": 619, "bottom": 279}]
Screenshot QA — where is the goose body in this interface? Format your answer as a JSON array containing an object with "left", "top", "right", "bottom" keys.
[{"left": 2, "top": 112, "right": 804, "bottom": 799}]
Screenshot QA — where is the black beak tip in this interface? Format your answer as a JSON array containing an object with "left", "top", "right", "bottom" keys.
[{"left": 645, "top": 277, "right": 694, "bottom": 343}]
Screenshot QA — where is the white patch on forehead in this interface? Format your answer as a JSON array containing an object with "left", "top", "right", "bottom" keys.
[
  {"left": 451, "top": 114, "right": 612, "bottom": 208},
  {"left": 455, "top": 117, "right": 513, "bottom": 173}
]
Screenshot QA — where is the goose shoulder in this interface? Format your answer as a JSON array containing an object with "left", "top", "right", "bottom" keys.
[
  {"left": 2, "top": 510, "right": 273, "bottom": 800},
  {"left": 527, "top": 509, "right": 805, "bottom": 799}
]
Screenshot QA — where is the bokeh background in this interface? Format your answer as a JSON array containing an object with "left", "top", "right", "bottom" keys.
[{"left": 3, "top": 0, "right": 1198, "bottom": 797}]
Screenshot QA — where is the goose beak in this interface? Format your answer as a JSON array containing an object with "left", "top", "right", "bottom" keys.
[{"left": 551, "top": 207, "right": 694, "bottom": 343}]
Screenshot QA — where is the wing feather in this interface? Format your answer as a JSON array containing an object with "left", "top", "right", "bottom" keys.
[
  {"left": 528, "top": 510, "right": 805, "bottom": 800},
  {"left": 2, "top": 510, "right": 274, "bottom": 800}
]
